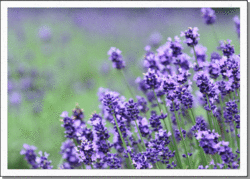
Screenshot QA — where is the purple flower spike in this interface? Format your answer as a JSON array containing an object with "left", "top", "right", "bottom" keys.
[
  {"left": 149, "top": 32, "right": 162, "bottom": 47},
  {"left": 209, "top": 61, "right": 220, "bottom": 79},
  {"left": 149, "top": 111, "right": 163, "bottom": 132},
  {"left": 156, "top": 44, "right": 172, "bottom": 67},
  {"left": 143, "top": 53, "right": 160, "bottom": 70},
  {"left": 143, "top": 68, "right": 162, "bottom": 90},
  {"left": 224, "top": 100, "right": 240, "bottom": 126},
  {"left": 169, "top": 36, "right": 183, "bottom": 57},
  {"left": 195, "top": 130, "right": 221, "bottom": 155},
  {"left": 138, "top": 117, "right": 151, "bottom": 138},
  {"left": 38, "top": 25, "right": 52, "bottom": 42},
  {"left": 107, "top": 47, "right": 125, "bottom": 69},
  {"left": 101, "top": 91, "right": 120, "bottom": 114},
  {"left": 181, "top": 27, "right": 200, "bottom": 47},
  {"left": 218, "top": 40, "right": 235, "bottom": 58},
  {"left": 210, "top": 52, "right": 221, "bottom": 62},
  {"left": 192, "top": 44, "right": 207, "bottom": 62},
  {"left": 201, "top": 8, "right": 216, "bottom": 25},
  {"left": 132, "top": 152, "right": 153, "bottom": 169},
  {"left": 72, "top": 106, "right": 84, "bottom": 121},
  {"left": 60, "top": 139, "right": 82, "bottom": 168},
  {"left": 20, "top": 144, "right": 38, "bottom": 169},
  {"left": 36, "top": 151, "right": 53, "bottom": 169},
  {"left": 104, "top": 152, "right": 122, "bottom": 169},
  {"left": 233, "top": 16, "right": 240, "bottom": 38},
  {"left": 125, "top": 98, "right": 140, "bottom": 121},
  {"left": 136, "top": 96, "right": 149, "bottom": 113},
  {"left": 90, "top": 113, "right": 110, "bottom": 155},
  {"left": 9, "top": 91, "right": 22, "bottom": 105}
]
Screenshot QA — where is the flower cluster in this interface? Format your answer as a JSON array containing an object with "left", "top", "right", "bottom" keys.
[
  {"left": 195, "top": 129, "right": 221, "bottom": 155},
  {"left": 36, "top": 151, "right": 53, "bottom": 169},
  {"left": 59, "top": 139, "right": 82, "bottom": 169},
  {"left": 20, "top": 144, "right": 53, "bottom": 169}
]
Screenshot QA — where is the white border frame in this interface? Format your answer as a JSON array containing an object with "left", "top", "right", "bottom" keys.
[{"left": 1, "top": 1, "right": 247, "bottom": 176}]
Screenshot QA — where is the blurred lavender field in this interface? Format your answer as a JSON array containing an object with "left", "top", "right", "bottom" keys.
[{"left": 8, "top": 8, "right": 240, "bottom": 169}]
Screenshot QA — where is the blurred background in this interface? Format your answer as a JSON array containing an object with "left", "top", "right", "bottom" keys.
[{"left": 8, "top": 8, "right": 240, "bottom": 169}]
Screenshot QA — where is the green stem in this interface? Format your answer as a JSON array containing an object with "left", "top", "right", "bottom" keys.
[
  {"left": 179, "top": 113, "right": 185, "bottom": 129},
  {"left": 192, "top": 46, "right": 199, "bottom": 68},
  {"left": 155, "top": 163, "right": 160, "bottom": 169},
  {"left": 228, "top": 128, "right": 235, "bottom": 151},
  {"left": 170, "top": 131, "right": 183, "bottom": 169},
  {"left": 57, "top": 157, "right": 64, "bottom": 169},
  {"left": 135, "top": 119, "right": 147, "bottom": 150},
  {"left": 153, "top": 88, "right": 162, "bottom": 113},
  {"left": 219, "top": 95, "right": 230, "bottom": 141},
  {"left": 233, "top": 121, "right": 240, "bottom": 152},
  {"left": 162, "top": 105, "right": 183, "bottom": 169},
  {"left": 211, "top": 24, "right": 220, "bottom": 44},
  {"left": 189, "top": 108, "right": 196, "bottom": 124},
  {"left": 189, "top": 109, "right": 209, "bottom": 167},
  {"left": 161, "top": 96, "right": 178, "bottom": 163},
  {"left": 173, "top": 102, "right": 193, "bottom": 169},
  {"left": 120, "top": 70, "right": 136, "bottom": 100},
  {"left": 112, "top": 113, "right": 135, "bottom": 169},
  {"left": 206, "top": 94, "right": 221, "bottom": 135},
  {"left": 206, "top": 110, "right": 213, "bottom": 130},
  {"left": 161, "top": 96, "right": 171, "bottom": 131}
]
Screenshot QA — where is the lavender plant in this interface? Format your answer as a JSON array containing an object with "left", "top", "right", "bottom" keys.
[{"left": 20, "top": 8, "right": 240, "bottom": 170}]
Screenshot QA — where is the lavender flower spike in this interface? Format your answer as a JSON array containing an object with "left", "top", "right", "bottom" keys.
[
  {"left": 36, "top": 151, "right": 53, "bottom": 169},
  {"left": 20, "top": 144, "right": 38, "bottom": 169},
  {"left": 107, "top": 47, "right": 125, "bottom": 69},
  {"left": 143, "top": 68, "right": 162, "bottom": 90},
  {"left": 233, "top": 16, "right": 240, "bottom": 38},
  {"left": 201, "top": 8, "right": 216, "bottom": 25},
  {"left": 181, "top": 27, "right": 200, "bottom": 47}
]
